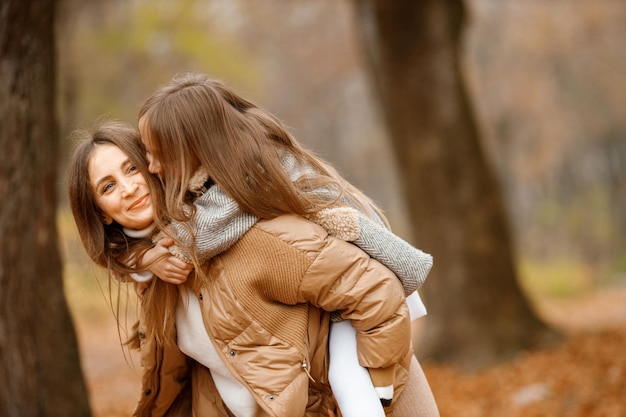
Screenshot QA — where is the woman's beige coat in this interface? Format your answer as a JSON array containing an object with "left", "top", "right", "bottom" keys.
[{"left": 132, "top": 215, "right": 413, "bottom": 417}]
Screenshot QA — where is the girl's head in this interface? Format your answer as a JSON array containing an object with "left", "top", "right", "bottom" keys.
[
  {"left": 138, "top": 72, "right": 347, "bottom": 223},
  {"left": 68, "top": 120, "right": 161, "bottom": 271},
  {"left": 139, "top": 72, "right": 385, "bottom": 227}
]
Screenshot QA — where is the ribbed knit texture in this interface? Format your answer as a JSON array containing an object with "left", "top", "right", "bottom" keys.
[
  {"left": 216, "top": 227, "right": 313, "bottom": 350},
  {"left": 390, "top": 356, "right": 440, "bottom": 417},
  {"left": 355, "top": 217, "right": 432, "bottom": 296},
  {"left": 168, "top": 184, "right": 257, "bottom": 263},
  {"left": 310, "top": 207, "right": 433, "bottom": 296}
]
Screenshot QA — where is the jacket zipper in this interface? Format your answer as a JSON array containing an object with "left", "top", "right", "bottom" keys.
[{"left": 301, "top": 358, "right": 316, "bottom": 383}]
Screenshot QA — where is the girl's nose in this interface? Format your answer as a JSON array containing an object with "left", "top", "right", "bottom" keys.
[
  {"left": 148, "top": 160, "right": 161, "bottom": 175},
  {"left": 146, "top": 152, "right": 161, "bottom": 174}
]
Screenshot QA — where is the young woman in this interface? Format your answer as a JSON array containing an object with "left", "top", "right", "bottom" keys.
[
  {"left": 136, "top": 72, "right": 438, "bottom": 417},
  {"left": 67, "top": 121, "right": 428, "bottom": 416}
]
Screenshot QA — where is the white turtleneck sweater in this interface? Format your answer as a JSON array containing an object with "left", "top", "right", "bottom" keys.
[
  {"left": 124, "top": 224, "right": 263, "bottom": 417},
  {"left": 176, "top": 286, "right": 262, "bottom": 417}
]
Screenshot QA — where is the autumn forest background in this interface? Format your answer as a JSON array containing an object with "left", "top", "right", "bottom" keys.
[
  {"left": 1, "top": 1, "right": 625, "bottom": 416},
  {"left": 58, "top": 0, "right": 626, "bottom": 291}
]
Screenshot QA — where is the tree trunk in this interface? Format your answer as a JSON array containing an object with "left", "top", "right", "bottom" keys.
[
  {"left": 0, "top": 1, "right": 91, "bottom": 415},
  {"left": 352, "top": 0, "right": 558, "bottom": 369}
]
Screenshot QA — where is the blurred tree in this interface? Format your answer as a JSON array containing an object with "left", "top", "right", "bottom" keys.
[
  {"left": 352, "top": 0, "right": 558, "bottom": 368},
  {"left": 0, "top": 1, "right": 91, "bottom": 416},
  {"left": 466, "top": 1, "right": 626, "bottom": 277}
]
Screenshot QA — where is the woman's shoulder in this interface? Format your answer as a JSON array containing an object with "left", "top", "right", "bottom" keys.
[{"left": 252, "top": 214, "right": 329, "bottom": 251}]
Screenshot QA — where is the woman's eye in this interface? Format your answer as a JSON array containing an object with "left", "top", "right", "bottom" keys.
[
  {"left": 129, "top": 165, "right": 139, "bottom": 173},
  {"left": 102, "top": 183, "right": 114, "bottom": 194}
]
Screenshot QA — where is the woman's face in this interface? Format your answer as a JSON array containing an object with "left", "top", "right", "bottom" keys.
[{"left": 88, "top": 144, "right": 154, "bottom": 230}]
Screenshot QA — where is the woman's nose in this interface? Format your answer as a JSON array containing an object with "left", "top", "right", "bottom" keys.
[{"left": 120, "top": 179, "right": 138, "bottom": 197}]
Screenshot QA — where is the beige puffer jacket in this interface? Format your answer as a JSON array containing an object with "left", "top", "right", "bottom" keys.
[{"left": 132, "top": 214, "right": 412, "bottom": 417}]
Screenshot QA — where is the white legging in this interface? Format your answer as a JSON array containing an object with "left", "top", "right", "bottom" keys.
[
  {"left": 328, "top": 292, "right": 438, "bottom": 417},
  {"left": 329, "top": 319, "right": 386, "bottom": 417}
]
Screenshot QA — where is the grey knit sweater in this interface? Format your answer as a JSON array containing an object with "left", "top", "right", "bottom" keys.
[{"left": 166, "top": 160, "right": 432, "bottom": 296}]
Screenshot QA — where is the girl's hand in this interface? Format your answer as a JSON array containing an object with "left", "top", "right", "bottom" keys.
[{"left": 140, "top": 237, "right": 194, "bottom": 284}]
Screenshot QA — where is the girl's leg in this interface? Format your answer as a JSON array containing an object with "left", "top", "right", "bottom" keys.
[
  {"left": 329, "top": 320, "right": 386, "bottom": 417},
  {"left": 390, "top": 355, "right": 439, "bottom": 417}
]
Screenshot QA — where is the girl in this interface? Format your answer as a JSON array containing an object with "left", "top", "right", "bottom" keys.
[
  {"left": 136, "top": 73, "right": 438, "bottom": 417},
  {"left": 67, "top": 121, "right": 415, "bottom": 416}
]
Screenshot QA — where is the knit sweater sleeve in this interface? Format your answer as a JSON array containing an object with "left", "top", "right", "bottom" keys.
[
  {"left": 165, "top": 185, "right": 258, "bottom": 263},
  {"left": 284, "top": 153, "right": 433, "bottom": 294},
  {"left": 354, "top": 215, "right": 432, "bottom": 295},
  {"left": 308, "top": 207, "right": 432, "bottom": 296}
]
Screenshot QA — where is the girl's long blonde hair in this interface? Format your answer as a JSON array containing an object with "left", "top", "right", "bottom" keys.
[{"left": 138, "top": 73, "right": 388, "bottom": 250}]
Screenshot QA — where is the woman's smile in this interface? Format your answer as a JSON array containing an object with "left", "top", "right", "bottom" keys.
[
  {"left": 88, "top": 144, "right": 154, "bottom": 230},
  {"left": 129, "top": 193, "right": 150, "bottom": 211}
]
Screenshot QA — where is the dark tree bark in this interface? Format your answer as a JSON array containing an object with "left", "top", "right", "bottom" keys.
[
  {"left": 0, "top": 1, "right": 91, "bottom": 415},
  {"left": 352, "top": 0, "right": 558, "bottom": 369}
]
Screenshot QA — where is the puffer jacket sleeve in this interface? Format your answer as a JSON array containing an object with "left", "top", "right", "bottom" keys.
[
  {"left": 291, "top": 219, "right": 412, "bottom": 371},
  {"left": 308, "top": 206, "right": 433, "bottom": 296}
]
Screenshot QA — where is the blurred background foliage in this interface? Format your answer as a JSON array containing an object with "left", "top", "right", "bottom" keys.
[
  {"left": 57, "top": 0, "right": 626, "bottom": 313},
  {"left": 466, "top": 1, "right": 626, "bottom": 293}
]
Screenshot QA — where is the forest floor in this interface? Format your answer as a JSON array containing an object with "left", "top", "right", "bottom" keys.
[{"left": 74, "top": 282, "right": 626, "bottom": 417}]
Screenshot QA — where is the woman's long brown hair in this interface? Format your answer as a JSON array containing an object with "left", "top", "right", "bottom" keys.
[{"left": 67, "top": 120, "right": 177, "bottom": 346}]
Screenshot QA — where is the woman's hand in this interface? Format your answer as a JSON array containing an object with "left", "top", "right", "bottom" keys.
[
  {"left": 327, "top": 399, "right": 342, "bottom": 417},
  {"left": 140, "top": 237, "right": 194, "bottom": 284},
  {"left": 328, "top": 408, "right": 342, "bottom": 417}
]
